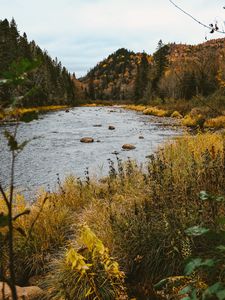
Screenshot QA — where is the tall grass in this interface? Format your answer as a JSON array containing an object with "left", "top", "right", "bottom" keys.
[{"left": 1, "top": 132, "right": 224, "bottom": 298}]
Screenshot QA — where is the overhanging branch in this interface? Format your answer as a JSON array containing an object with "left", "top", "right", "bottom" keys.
[{"left": 169, "top": 0, "right": 225, "bottom": 34}]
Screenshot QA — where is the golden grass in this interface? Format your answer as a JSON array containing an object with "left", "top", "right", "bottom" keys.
[
  {"left": 171, "top": 110, "right": 183, "bottom": 119},
  {"left": 0, "top": 105, "right": 69, "bottom": 121},
  {"left": 124, "top": 104, "right": 170, "bottom": 117},
  {"left": 181, "top": 114, "right": 205, "bottom": 127},
  {"left": 1, "top": 132, "right": 224, "bottom": 296},
  {"left": 204, "top": 115, "right": 225, "bottom": 128}
]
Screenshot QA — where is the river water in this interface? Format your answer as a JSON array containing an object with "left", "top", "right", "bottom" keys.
[{"left": 0, "top": 106, "right": 182, "bottom": 197}]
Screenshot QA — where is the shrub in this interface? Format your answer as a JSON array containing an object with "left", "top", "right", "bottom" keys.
[
  {"left": 205, "top": 115, "right": 225, "bottom": 129},
  {"left": 171, "top": 110, "right": 183, "bottom": 119},
  {"left": 43, "top": 225, "right": 128, "bottom": 300}
]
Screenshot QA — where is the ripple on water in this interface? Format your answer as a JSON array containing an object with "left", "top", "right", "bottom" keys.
[{"left": 0, "top": 106, "right": 183, "bottom": 198}]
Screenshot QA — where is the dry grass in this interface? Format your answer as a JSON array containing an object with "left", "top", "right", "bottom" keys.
[
  {"left": 1, "top": 132, "right": 224, "bottom": 298},
  {"left": 204, "top": 115, "right": 225, "bottom": 128},
  {"left": 0, "top": 105, "right": 69, "bottom": 122}
]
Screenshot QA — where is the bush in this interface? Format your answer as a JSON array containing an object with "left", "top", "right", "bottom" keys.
[{"left": 43, "top": 225, "right": 128, "bottom": 300}]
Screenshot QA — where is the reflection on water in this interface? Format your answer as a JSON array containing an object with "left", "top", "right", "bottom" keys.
[{"left": 0, "top": 106, "right": 182, "bottom": 197}]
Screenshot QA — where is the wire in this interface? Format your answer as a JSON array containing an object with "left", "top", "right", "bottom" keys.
[{"left": 168, "top": 0, "right": 225, "bottom": 34}]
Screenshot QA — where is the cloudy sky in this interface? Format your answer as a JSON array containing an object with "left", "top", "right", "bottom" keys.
[{"left": 1, "top": 0, "right": 225, "bottom": 77}]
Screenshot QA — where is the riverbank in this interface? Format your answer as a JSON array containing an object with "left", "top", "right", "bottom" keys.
[
  {"left": 83, "top": 101, "right": 225, "bottom": 129},
  {"left": 0, "top": 105, "right": 69, "bottom": 123},
  {"left": 1, "top": 132, "right": 224, "bottom": 299},
  {"left": 123, "top": 104, "right": 225, "bottom": 129}
]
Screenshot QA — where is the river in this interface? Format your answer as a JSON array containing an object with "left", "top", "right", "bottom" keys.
[{"left": 0, "top": 106, "right": 183, "bottom": 198}]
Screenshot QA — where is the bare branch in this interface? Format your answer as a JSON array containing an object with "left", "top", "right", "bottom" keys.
[
  {"left": 13, "top": 209, "right": 30, "bottom": 222},
  {"left": 169, "top": 0, "right": 225, "bottom": 34}
]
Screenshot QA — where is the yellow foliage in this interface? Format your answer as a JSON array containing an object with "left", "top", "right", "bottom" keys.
[
  {"left": 182, "top": 114, "right": 205, "bottom": 127},
  {"left": 171, "top": 110, "right": 183, "bottom": 119},
  {"left": 66, "top": 248, "right": 90, "bottom": 274},
  {"left": 0, "top": 105, "right": 69, "bottom": 121},
  {"left": 204, "top": 115, "right": 225, "bottom": 128},
  {"left": 143, "top": 107, "right": 169, "bottom": 117}
]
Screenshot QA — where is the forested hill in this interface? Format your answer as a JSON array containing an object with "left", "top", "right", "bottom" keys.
[
  {"left": 81, "top": 48, "right": 152, "bottom": 101},
  {"left": 0, "top": 18, "right": 84, "bottom": 108},
  {"left": 82, "top": 39, "right": 225, "bottom": 103}
]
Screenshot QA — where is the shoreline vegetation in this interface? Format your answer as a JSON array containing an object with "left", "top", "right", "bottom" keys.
[
  {"left": 84, "top": 102, "right": 225, "bottom": 129},
  {"left": 1, "top": 101, "right": 225, "bottom": 129},
  {"left": 1, "top": 130, "right": 225, "bottom": 299},
  {"left": 0, "top": 105, "right": 69, "bottom": 122}
]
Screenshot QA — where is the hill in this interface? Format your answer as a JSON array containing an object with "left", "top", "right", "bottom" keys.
[
  {"left": 81, "top": 38, "right": 225, "bottom": 106},
  {"left": 0, "top": 18, "right": 84, "bottom": 108},
  {"left": 81, "top": 48, "right": 152, "bottom": 101}
]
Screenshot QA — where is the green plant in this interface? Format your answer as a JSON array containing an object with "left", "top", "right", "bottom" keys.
[
  {"left": 178, "top": 191, "right": 225, "bottom": 300},
  {"left": 43, "top": 224, "right": 127, "bottom": 300}
]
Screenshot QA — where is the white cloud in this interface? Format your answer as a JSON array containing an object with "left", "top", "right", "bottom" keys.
[{"left": 1, "top": 0, "right": 225, "bottom": 77}]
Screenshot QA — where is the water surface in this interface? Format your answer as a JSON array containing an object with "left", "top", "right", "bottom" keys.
[{"left": 0, "top": 106, "right": 182, "bottom": 197}]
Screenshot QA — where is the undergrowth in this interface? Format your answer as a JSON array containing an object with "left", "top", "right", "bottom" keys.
[{"left": 0, "top": 132, "right": 224, "bottom": 299}]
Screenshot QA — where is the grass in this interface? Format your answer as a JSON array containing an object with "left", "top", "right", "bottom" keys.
[
  {"left": 0, "top": 105, "right": 69, "bottom": 122},
  {"left": 205, "top": 115, "right": 225, "bottom": 129},
  {"left": 0, "top": 132, "right": 224, "bottom": 298}
]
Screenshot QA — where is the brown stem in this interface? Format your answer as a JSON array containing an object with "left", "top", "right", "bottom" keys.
[{"left": 7, "top": 149, "right": 17, "bottom": 300}]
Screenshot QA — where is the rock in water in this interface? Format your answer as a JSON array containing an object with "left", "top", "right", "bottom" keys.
[
  {"left": 122, "top": 144, "right": 136, "bottom": 150},
  {"left": 80, "top": 137, "right": 94, "bottom": 143},
  {"left": 108, "top": 125, "right": 115, "bottom": 130}
]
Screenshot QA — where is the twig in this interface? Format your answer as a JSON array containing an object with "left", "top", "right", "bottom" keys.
[{"left": 169, "top": 0, "right": 225, "bottom": 34}]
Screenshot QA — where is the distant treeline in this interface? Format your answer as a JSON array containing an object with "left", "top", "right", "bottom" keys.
[
  {"left": 0, "top": 18, "right": 80, "bottom": 107},
  {"left": 82, "top": 39, "right": 225, "bottom": 105}
]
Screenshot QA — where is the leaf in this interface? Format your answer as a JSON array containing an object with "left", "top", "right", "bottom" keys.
[
  {"left": 185, "top": 226, "right": 209, "bottom": 236},
  {"left": 4, "top": 130, "right": 18, "bottom": 151},
  {"left": 199, "top": 191, "right": 210, "bottom": 201},
  {"left": 17, "top": 140, "right": 29, "bottom": 152},
  {"left": 217, "top": 245, "right": 225, "bottom": 251},
  {"left": 216, "top": 196, "right": 225, "bottom": 202},
  {"left": 179, "top": 285, "right": 192, "bottom": 295},
  {"left": 19, "top": 111, "right": 39, "bottom": 123},
  {"left": 154, "top": 278, "right": 168, "bottom": 290},
  {"left": 217, "top": 289, "right": 225, "bottom": 300},
  {"left": 0, "top": 213, "right": 8, "bottom": 227},
  {"left": 202, "top": 282, "right": 225, "bottom": 300},
  {"left": 184, "top": 258, "right": 215, "bottom": 275}
]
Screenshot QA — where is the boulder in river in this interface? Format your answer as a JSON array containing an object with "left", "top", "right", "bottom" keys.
[
  {"left": 122, "top": 144, "right": 136, "bottom": 150},
  {"left": 93, "top": 124, "right": 102, "bottom": 127},
  {"left": 139, "top": 136, "right": 144, "bottom": 139},
  {"left": 0, "top": 282, "right": 44, "bottom": 300},
  {"left": 108, "top": 125, "right": 115, "bottom": 130},
  {"left": 80, "top": 137, "right": 94, "bottom": 143}
]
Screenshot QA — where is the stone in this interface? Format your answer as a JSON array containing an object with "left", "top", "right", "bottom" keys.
[
  {"left": 112, "top": 151, "right": 119, "bottom": 155},
  {"left": 139, "top": 136, "right": 144, "bottom": 139},
  {"left": 93, "top": 124, "right": 102, "bottom": 127},
  {"left": 80, "top": 137, "right": 94, "bottom": 143},
  {"left": 0, "top": 282, "right": 44, "bottom": 300},
  {"left": 122, "top": 144, "right": 136, "bottom": 150},
  {"left": 65, "top": 109, "right": 70, "bottom": 113},
  {"left": 108, "top": 125, "right": 115, "bottom": 130}
]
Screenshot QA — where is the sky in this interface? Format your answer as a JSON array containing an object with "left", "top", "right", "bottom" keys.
[{"left": 1, "top": 0, "right": 225, "bottom": 77}]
